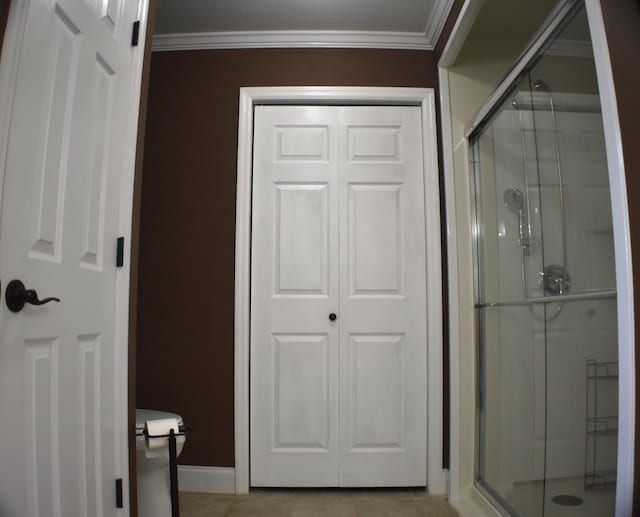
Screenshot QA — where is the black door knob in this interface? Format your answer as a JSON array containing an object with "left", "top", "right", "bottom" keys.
[
  {"left": 329, "top": 313, "right": 337, "bottom": 321},
  {"left": 5, "top": 279, "right": 61, "bottom": 313}
]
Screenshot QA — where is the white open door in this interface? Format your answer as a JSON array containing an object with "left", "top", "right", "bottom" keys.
[{"left": 0, "top": 1, "right": 147, "bottom": 515}]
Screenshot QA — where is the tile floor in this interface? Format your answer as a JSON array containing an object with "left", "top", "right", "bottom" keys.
[{"left": 180, "top": 489, "right": 460, "bottom": 517}]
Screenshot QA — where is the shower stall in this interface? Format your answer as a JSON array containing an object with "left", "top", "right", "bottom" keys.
[{"left": 469, "top": 2, "right": 618, "bottom": 515}]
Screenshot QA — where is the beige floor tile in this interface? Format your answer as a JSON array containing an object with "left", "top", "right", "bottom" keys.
[
  {"left": 179, "top": 491, "right": 232, "bottom": 516},
  {"left": 291, "top": 500, "right": 357, "bottom": 517},
  {"left": 354, "top": 497, "right": 425, "bottom": 517},
  {"left": 178, "top": 489, "right": 458, "bottom": 517},
  {"left": 310, "top": 490, "right": 358, "bottom": 503},
  {"left": 293, "top": 508, "right": 354, "bottom": 517},
  {"left": 412, "top": 494, "right": 460, "bottom": 516},
  {"left": 226, "top": 497, "right": 293, "bottom": 516}
]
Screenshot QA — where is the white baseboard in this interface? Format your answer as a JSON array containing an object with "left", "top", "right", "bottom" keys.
[{"left": 178, "top": 466, "right": 236, "bottom": 493}]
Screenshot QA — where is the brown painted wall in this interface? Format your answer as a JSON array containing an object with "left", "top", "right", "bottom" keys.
[
  {"left": 598, "top": 0, "right": 640, "bottom": 512},
  {"left": 137, "top": 48, "right": 438, "bottom": 466},
  {"left": 435, "top": 0, "right": 464, "bottom": 61},
  {"left": 0, "top": 0, "right": 11, "bottom": 57}
]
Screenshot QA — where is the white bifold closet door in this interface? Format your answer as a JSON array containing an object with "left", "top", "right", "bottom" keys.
[{"left": 250, "top": 105, "right": 428, "bottom": 487}]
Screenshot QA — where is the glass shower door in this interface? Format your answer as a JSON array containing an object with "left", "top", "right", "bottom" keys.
[
  {"left": 473, "top": 82, "right": 548, "bottom": 517},
  {"left": 472, "top": 4, "right": 618, "bottom": 515},
  {"left": 527, "top": 9, "right": 618, "bottom": 513}
]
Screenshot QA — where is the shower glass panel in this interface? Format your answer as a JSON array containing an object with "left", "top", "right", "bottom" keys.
[{"left": 472, "top": 3, "right": 618, "bottom": 516}]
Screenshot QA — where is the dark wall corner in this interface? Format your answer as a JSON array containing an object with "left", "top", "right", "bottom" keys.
[
  {"left": 432, "top": 0, "right": 465, "bottom": 470},
  {"left": 435, "top": 0, "right": 465, "bottom": 63},
  {"left": 0, "top": 0, "right": 12, "bottom": 58}
]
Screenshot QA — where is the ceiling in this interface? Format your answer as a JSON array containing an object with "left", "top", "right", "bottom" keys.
[
  {"left": 454, "top": 0, "right": 592, "bottom": 70},
  {"left": 152, "top": 0, "right": 455, "bottom": 51}
]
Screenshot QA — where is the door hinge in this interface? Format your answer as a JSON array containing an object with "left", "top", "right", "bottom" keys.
[
  {"left": 115, "top": 478, "right": 123, "bottom": 508},
  {"left": 116, "top": 236, "right": 125, "bottom": 268},
  {"left": 131, "top": 20, "right": 141, "bottom": 47}
]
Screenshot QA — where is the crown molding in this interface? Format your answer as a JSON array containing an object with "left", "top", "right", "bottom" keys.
[
  {"left": 153, "top": 30, "right": 433, "bottom": 51},
  {"left": 424, "top": 0, "right": 455, "bottom": 47},
  {"left": 152, "top": 0, "right": 455, "bottom": 52}
]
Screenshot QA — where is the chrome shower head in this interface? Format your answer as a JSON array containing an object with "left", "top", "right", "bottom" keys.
[
  {"left": 504, "top": 187, "right": 534, "bottom": 255},
  {"left": 504, "top": 188, "right": 525, "bottom": 212}
]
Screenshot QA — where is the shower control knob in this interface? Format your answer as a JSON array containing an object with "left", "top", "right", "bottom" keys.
[
  {"left": 540, "top": 265, "right": 571, "bottom": 296},
  {"left": 329, "top": 313, "right": 337, "bottom": 321}
]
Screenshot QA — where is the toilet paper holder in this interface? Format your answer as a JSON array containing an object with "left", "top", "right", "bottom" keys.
[
  {"left": 137, "top": 425, "right": 192, "bottom": 517},
  {"left": 136, "top": 424, "right": 192, "bottom": 438}
]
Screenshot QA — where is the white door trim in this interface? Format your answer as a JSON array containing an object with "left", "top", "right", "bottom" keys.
[
  {"left": 235, "top": 86, "right": 444, "bottom": 494},
  {"left": 435, "top": 1, "right": 486, "bottom": 508}
]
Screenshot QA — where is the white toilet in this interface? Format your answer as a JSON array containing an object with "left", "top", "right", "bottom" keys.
[{"left": 136, "top": 409, "right": 187, "bottom": 517}]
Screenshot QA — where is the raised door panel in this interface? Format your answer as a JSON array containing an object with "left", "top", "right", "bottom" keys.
[
  {"left": 81, "top": 0, "right": 122, "bottom": 33},
  {"left": 80, "top": 54, "right": 115, "bottom": 270},
  {"left": 275, "top": 184, "right": 328, "bottom": 296},
  {"left": 78, "top": 334, "right": 102, "bottom": 516},
  {"left": 277, "top": 126, "right": 329, "bottom": 162},
  {"left": 25, "top": 339, "right": 59, "bottom": 517},
  {"left": 101, "top": 0, "right": 122, "bottom": 32},
  {"left": 273, "top": 334, "right": 330, "bottom": 450},
  {"left": 348, "top": 334, "right": 405, "bottom": 450},
  {"left": 349, "top": 184, "right": 403, "bottom": 296},
  {"left": 29, "top": 8, "right": 80, "bottom": 262},
  {"left": 348, "top": 126, "right": 401, "bottom": 162}
]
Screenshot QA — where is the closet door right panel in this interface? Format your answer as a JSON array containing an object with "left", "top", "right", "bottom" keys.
[{"left": 338, "top": 106, "right": 428, "bottom": 486}]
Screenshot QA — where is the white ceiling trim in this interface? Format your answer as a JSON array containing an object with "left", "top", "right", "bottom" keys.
[
  {"left": 153, "top": 30, "right": 433, "bottom": 51},
  {"left": 423, "top": 0, "right": 454, "bottom": 47},
  {"left": 152, "top": 0, "right": 454, "bottom": 52}
]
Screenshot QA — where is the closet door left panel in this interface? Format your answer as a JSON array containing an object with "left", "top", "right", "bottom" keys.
[{"left": 250, "top": 106, "right": 341, "bottom": 486}]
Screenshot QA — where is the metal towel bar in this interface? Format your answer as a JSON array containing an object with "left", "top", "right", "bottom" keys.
[{"left": 476, "top": 289, "right": 617, "bottom": 308}]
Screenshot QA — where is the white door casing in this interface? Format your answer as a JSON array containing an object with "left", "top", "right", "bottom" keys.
[
  {"left": 235, "top": 87, "right": 443, "bottom": 494},
  {"left": 0, "top": 1, "right": 148, "bottom": 516},
  {"left": 250, "top": 104, "right": 430, "bottom": 487}
]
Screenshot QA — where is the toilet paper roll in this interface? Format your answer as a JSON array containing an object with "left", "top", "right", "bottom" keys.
[{"left": 145, "top": 417, "right": 179, "bottom": 458}]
